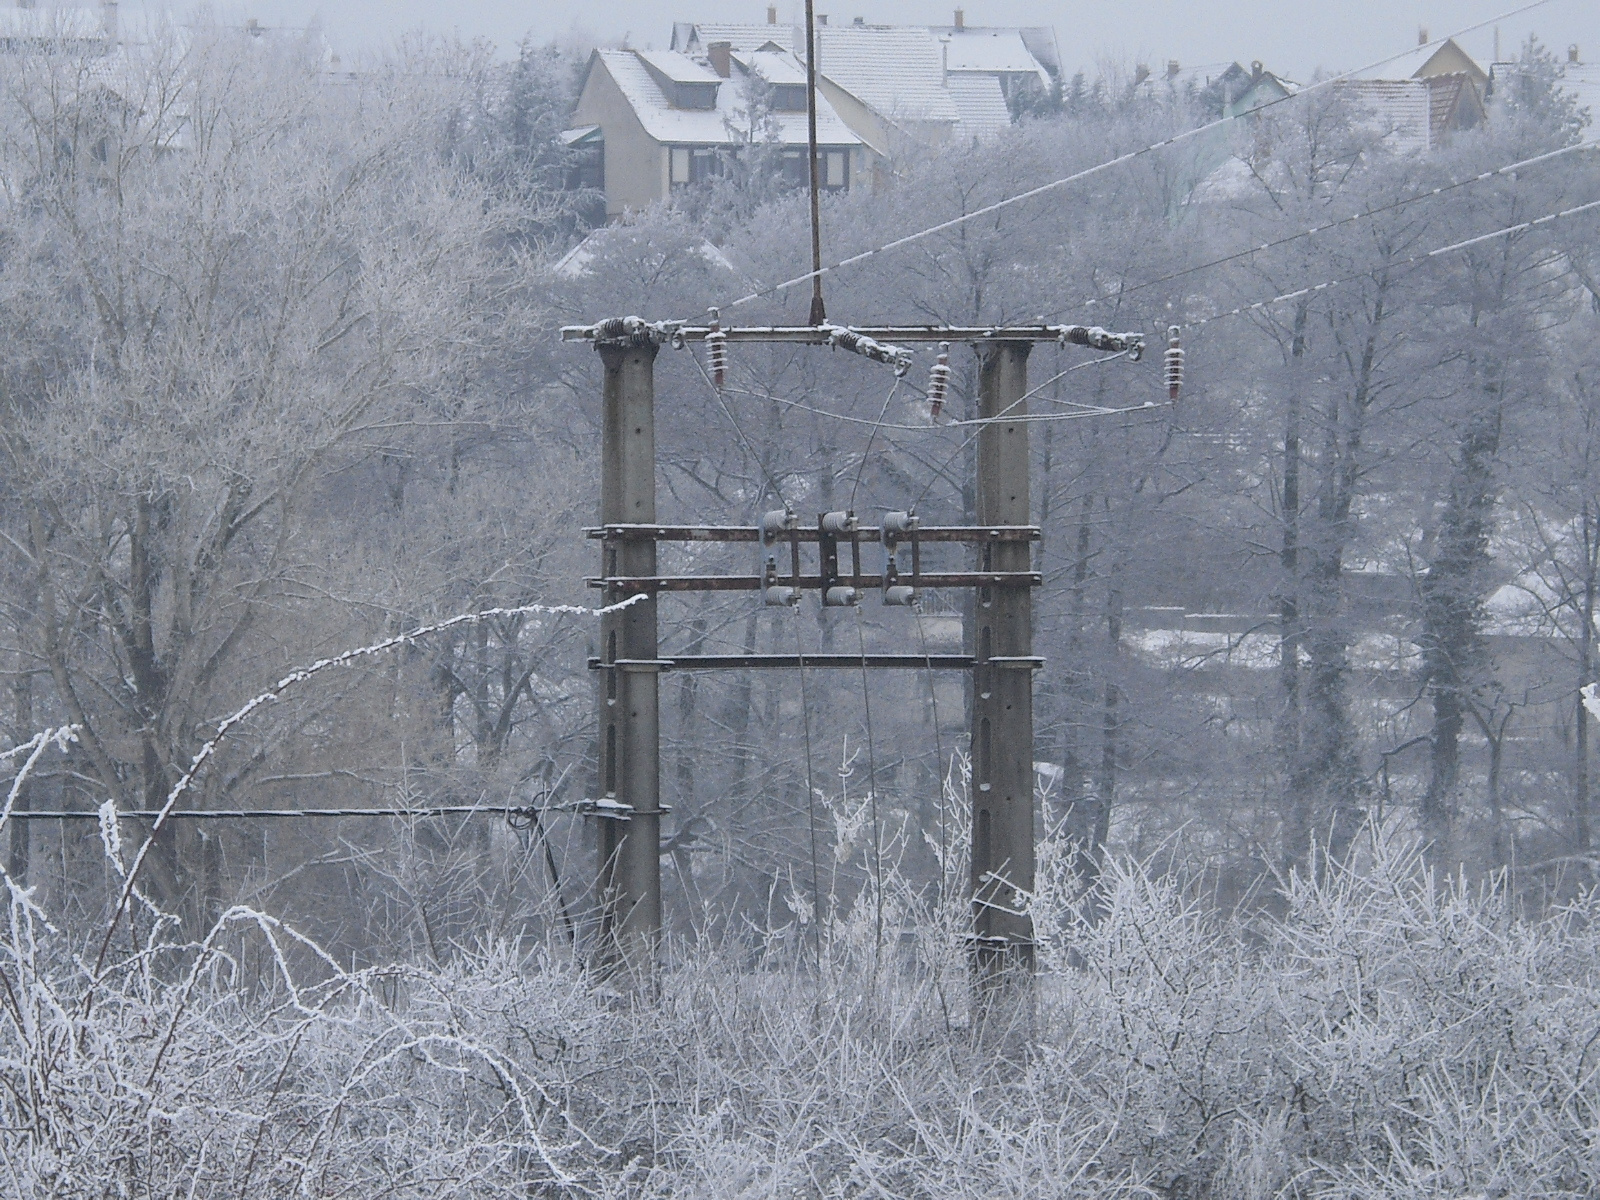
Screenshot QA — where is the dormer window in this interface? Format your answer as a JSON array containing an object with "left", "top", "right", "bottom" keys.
[{"left": 636, "top": 50, "right": 723, "bottom": 111}]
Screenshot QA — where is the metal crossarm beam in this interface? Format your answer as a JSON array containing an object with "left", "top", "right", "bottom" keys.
[
  {"left": 585, "top": 524, "right": 1041, "bottom": 543},
  {"left": 590, "top": 654, "right": 984, "bottom": 671},
  {"left": 586, "top": 572, "right": 1042, "bottom": 592},
  {"left": 561, "top": 321, "right": 1144, "bottom": 355}
]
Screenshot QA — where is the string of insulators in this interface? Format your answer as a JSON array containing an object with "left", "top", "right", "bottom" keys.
[
  {"left": 927, "top": 342, "right": 951, "bottom": 421},
  {"left": 706, "top": 306, "right": 728, "bottom": 390},
  {"left": 1164, "top": 325, "right": 1184, "bottom": 402}
]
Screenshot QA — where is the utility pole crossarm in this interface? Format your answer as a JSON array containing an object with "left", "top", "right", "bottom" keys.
[{"left": 561, "top": 321, "right": 1145, "bottom": 357}]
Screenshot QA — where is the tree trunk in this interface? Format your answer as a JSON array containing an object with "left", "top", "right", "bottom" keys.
[{"left": 1420, "top": 381, "right": 1503, "bottom": 864}]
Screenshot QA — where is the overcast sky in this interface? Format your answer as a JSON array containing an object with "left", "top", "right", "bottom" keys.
[{"left": 211, "top": 0, "right": 1600, "bottom": 80}]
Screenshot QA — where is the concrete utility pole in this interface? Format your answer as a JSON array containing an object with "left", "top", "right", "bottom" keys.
[
  {"left": 971, "top": 342, "right": 1035, "bottom": 970},
  {"left": 596, "top": 336, "right": 662, "bottom": 975},
  {"left": 571, "top": 319, "right": 1141, "bottom": 985}
]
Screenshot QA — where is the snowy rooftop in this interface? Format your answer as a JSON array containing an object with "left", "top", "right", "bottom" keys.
[
  {"left": 947, "top": 73, "right": 1012, "bottom": 141},
  {"left": 672, "top": 22, "right": 794, "bottom": 55},
  {"left": 1491, "top": 58, "right": 1600, "bottom": 127},
  {"left": 813, "top": 26, "right": 960, "bottom": 124},
  {"left": 594, "top": 49, "right": 859, "bottom": 147},
  {"left": 1337, "top": 79, "right": 1434, "bottom": 154},
  {"left": 735, "top": 48, "right": 805, "bottom": 86},
  {"left": 634, "top": 48, "right": 722, "bottom": 84},
  {"left": 934, "top": 28, "right": 1050, "bottom": 86}
]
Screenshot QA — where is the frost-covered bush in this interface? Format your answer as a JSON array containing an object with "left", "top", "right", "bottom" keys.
[{"left": 3, "top": 754, "right": 1598, "bottom": 1198}]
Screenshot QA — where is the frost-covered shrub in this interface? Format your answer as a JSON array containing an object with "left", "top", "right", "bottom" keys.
[{"left": 3, "top": 768, "right": 1598, "bottom": 1197}]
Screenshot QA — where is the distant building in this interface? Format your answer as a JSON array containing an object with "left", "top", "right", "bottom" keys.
[
  {"left": 926, "top": 9, "right": 1061, "bottom": 115},
  {"left": 566, "top": 45, "right": 862, "bottom": 219},
  {"left": 1339, "top": 35, "right": 1488, "bottom": 153},
  {"left": 1489, "top": 42, "right": 1600, "bottom": 128},
  {"left": 671, "top": 10, "right": 1022, "bottom": 173}
]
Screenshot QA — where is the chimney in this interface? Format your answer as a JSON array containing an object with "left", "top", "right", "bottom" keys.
[
  {"left": 101, "top": 0, "right": 118, "bottom": 45},
  {"left": 953, "top": 7, "right": 964, "bottom": 29},
  {"left": 1133, "top": 63, "right": 1150, "bottom": 86},
  {"left": 852, "top": 15, "right": 864, "bottom": 26},
  {"left": 1166, "top": 59, "right": 1180, "bottom": 80},
  {"left": 707, "top": 40, "right": 732, "bottom": 77},
  {"left": 767, "top": 3, "right": 777, "bottom": 23},
  {"left": 816, "top": 13, "right": 827, "bottom": 25},
  {"left": 1251, "top": 60, "right": 1263, "bottom": 83},
  {"left": 1418, "top": 26, "right": 1429, "bottom": 46},
  {"left": 1570, "top": 43, "right": 1580, "bottom": 64}
]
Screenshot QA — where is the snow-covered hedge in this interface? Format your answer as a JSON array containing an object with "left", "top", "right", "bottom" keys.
[{"left": 3, "top": 806, "right": 1597, "bottom": 1197}]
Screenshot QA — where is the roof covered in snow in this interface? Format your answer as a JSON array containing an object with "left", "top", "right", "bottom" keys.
[
  {"left": 947, "top": 73, "right": 1012, "bottom": 140},
  {"left": 932, "top": 28, "right": 1050, "bottom": 86},
  {"left": 1491, "top": 58, "right": 1600, "bottom": 128},
  {"left": 672, "top": 22, "right": 795, "bottom": 55},
  {"left": 1351, "top": 37, "right": 1486, "bottom": 85},
  {"left": 927, "top": 23, "right": 1061, "bottom": 77},
  {"left": 813, "top": 26, "right": 960, "bottom": 124},
  {"left": 589, "top": 48, "right": 859, "bottom": 147},
  {"left": 1336, "top": 79, "right": 1434, "bottom": 154}
]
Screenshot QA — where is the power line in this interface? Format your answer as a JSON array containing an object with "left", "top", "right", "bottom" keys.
[
  {"left": 715, "top": 0, "right": 1555, "bottom": 316},
  {"left": 719, "top": 351, "right": 1144, "bottom": 434},
  {"left": 4, "top": 803, "right": 603, "bottom": 821},
  {"left": 1187, "top": 194, "right": 1600, "bottom": 330},
  {"left": 1060, "top": 138, "right": 1600, "bottom": 321}
]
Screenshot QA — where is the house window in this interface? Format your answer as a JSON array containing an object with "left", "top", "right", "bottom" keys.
[
  {"left": 670, "top": 147, "right": 692, "bottom": 184},
  {"left": 826, "top": 150, "right": 847, "bottom": 188}
]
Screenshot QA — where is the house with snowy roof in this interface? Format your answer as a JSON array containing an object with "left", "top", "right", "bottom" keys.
[
  {"left": 1489, "top": 44, "right": 1599, "bottom": 130},
  {"left": 671, "top": 9, "right": 1020, "bottom": 172},
  {"left": 565, "top": 45, "right": 862, "bottom": 219},
  {"left": 1336, "top": 34, "right": 1488, "bottom": 154},
  {"left": 926, "top": 9, "right": 1061, "bottom": 113}
]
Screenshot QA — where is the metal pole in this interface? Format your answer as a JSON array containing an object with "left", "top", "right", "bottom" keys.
[
  {"left": 971, "top": 341, "right": 1035, "bottom": 976},
  {"left": 596, "top": 335, "right": 661, "bottom": 978}
]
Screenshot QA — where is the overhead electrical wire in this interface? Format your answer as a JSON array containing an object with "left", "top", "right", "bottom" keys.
[
  {"left": 713, "top": 0, "right": 1557, "bottom": 316},
  {"left": 1184, "top": 193, "right": 1600, "bottom": 331},
  {"left": 1062, "top": 138, "right": 1600, "bottom": 321}
]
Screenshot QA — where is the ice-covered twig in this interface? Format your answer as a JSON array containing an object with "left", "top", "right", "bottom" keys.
[{"left": 0, "top": 726, "right": 78, "bottom": 831}]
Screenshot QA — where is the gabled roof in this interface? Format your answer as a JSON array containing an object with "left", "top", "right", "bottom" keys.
[
  {"left": 929, "top": 28, "right": 1050, "bottom": 86},
  {"left": 633, "top": 48, "right": 721, "bottom": 84},
  {"left": 672, "top": 22, "right": 795, "bottom": 55},
  {"left": 1561, "top": 62, "right": 1600, "bottom": 122},
  {"left": 1336, "top": 79, "right": 1433, "bottom": 153},
  {"left": 813, "top": 26, "right": 960, "bottom": 124},
  {"left": 927, "top": 24, "right": 1061, "bottom": 77},
  {"left": 1491, "top": 58, "right": 1600, "bottom": 125},
  {"left": 1353, "top": 38, "right": 1487, "bottom": 86},
  {"left": 947, "top": 73, "right": 1011, "bottom": 140},
  {"left": 586, "top": 48, "right": 859, "bottom": 147},
  {"left": 735, "top": 48, "right": 805, "bottom": 85},
  {"left": 1424, "top": 72, "right": 1484, "bottom": 141}
]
